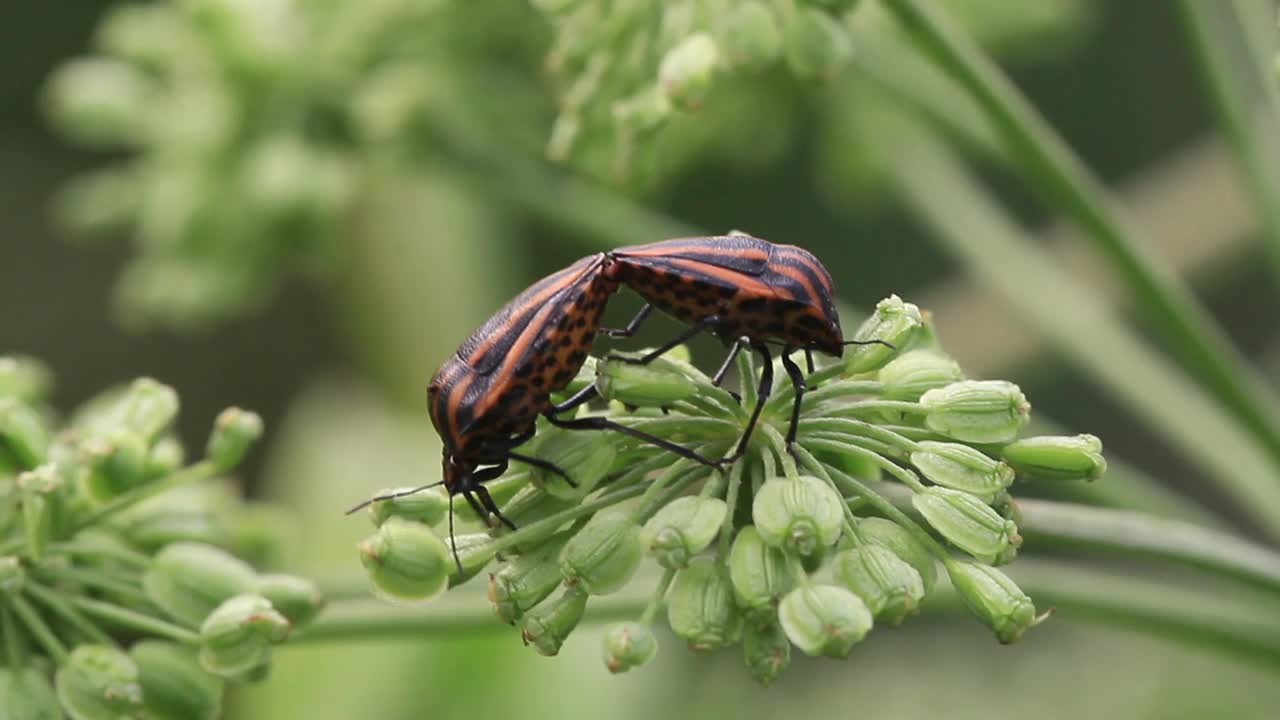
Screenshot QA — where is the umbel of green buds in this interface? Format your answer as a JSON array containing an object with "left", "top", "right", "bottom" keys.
[
  {"left": 595, "top": 354, "right": 700, "bottom": 408},
  {"left": 560, "top": 510, "right": 644, "bottom": 595},
  {"left": 667, "top": 558, "right": 743, "bottom": 652},
  {"left": 359, "top": 518, "right": 452, "bottom": 601},
  {"left": 833, "top": 545, "right": 925, "bottom": 626},
  {"left": 856, "top": 517, "right": 937, "bottom": 593},
  {"left": 728, "top": 526, "right": 793, "bottom": 623},
  {"left": 911, "top": 441, "right": 1015, "bottom": 503},
  {"left": 742, "top": 621, "right": 791, "bottom": 686},
  {"left": 912, "top": 487, "right": 1021, "bottom": 565},
  {"left": 777, "top": 585, "right": 872, "bottom": 658},
  {"left": 948, "top": 561, "right": 1048, "bottom": 643},
  {"left": 753, "top": 476, "right": 844, "bottom": 557},
  {"left": 131, "top": 641, "right": 224, "bottom": 720},
  {"left": 521, "top": 587, "right": 589, "bottom": 656},
  {"left": 198, "top": 594, "right": 291, "bottom": 678},
  {"left": 845, "top": 295, "right": 922, "bottom": 374},
  {"left": 920, "top": 380, "right": 1030, "bottom": 444},
  {"left": 55, "top": 645, "right": 145, "bottom": 720},
  {"left": 529, "top": 429, "right": 616, "bottom": 500},
  {"left": 603, "top": 622, "right": 658, "bottom": 674},
  {"left": 143, "top": 542, "right": 258, "bottom": 627},
  {"left": 206, "top": 407, "right": 264, "bottom": 472},
  {"left": 641, "top": 496, "right": 727, "bottom": 569},
  {"left": 1001, "top": 434, "right": 1107, "bottom": 481},
  {"left": 489, "top": 534, "right": 571, "bottom": 624},
  {"left": 879, "top": 350, "right": 965, "bottom": 402},
  {"left": 367, "top": 487, "right": 449, "bottom": 527}
]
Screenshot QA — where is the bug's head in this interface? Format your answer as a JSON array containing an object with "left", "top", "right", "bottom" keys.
[
  {"left": 800, "top": 304, "right": 845, "bottom": 358},
  {"left": 441, "top": 449, "right": 476, "bottom": 496}
]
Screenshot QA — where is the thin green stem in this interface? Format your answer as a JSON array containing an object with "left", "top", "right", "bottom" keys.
[
  {"left": 804, "top": 437, "right": 926, "bottom": 492},
  {"left": 718, "top": 460, "right": 746, "bottom": 559},
  {"left": 1, "top": 605, "right": 26, "bottom": 669},
  {"left": 34, "top": 565, "right": 152, "bottom": 610},
  {"left": 794, "top": 380, "right": 885, "bottom": 407},
  {"left": 67, "top": 596, "right": 200, "bottom": 645},
  {"left": 486, "top": 482, "right": 649, "bottom": 557},
  {"left": 799, "top": 417, "right": 920, "bottom": 454},
  {"left": 879, "top": 0, "right": 1280, "bottom": 473},
  {"left": 72, "top": 460, "right": 219, "bottom": 532},
  {"left": 23, "top": 582, "right": 114, "bottom": 646},
  {"left": 738, "top": 343, "right": 758, "bottom": 410},
  {"left": 9, "top": 593, "right": 68, "bottom": 663},
  {"left": 50, "top": 539, "right": 154, "bottom": 571},
  {"left": 639, "top": 568, "right": 676, "bottom": 626}
]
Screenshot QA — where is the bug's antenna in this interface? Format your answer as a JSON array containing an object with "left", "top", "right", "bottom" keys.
[
  {"left": 449, "top": 492, "right": 463, "bottom": 576},
  {"left": 842, "top": 339, "right": 896, "bottom": 350},
  {"left": 344, "top": 481, "right": 445, "bottom": 515}
]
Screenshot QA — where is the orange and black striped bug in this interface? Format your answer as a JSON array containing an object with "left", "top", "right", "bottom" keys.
[
  {"left": 592, "top": 234, "right": 888, "bottom": 459},
  {"left": 348, "top": 253, "right": 721, "bottom": 570}
]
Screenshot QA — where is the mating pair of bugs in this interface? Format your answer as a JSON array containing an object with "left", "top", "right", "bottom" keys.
[{"left": 357, "top": 234, "right": 873, "bottom": 544}]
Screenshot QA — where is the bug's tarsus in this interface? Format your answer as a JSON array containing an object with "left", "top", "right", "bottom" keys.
[
  {"left": 779, "top": 350, "right": 807, "bottom": 446},
  {"left": 544, "top": 410, "right": 723, "bottom": 468},
  {"left": 600, "top": 303, "right": 653, "bottom": 338},
  {"left": 805, "top": 349, "right": 816, "bottom": 374},
  {"left": 344, "top": 481, "right": 445, "bottom": 515},
  {"left": 476, "top": 484, "right": 517, "bottom": 531},
  {"left": 507, "top": 451, "right": 577, "bottom": 488},
  {"left": 711, "top": 338, "right": 747, "bottom": 388}
]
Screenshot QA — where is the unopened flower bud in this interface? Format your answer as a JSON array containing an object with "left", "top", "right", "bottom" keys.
[
  {"left": 489, "top": 534, "right": 571, "bottom": 624},
  {"left": 0, "top": 668, "right": 59, "bottom": 720},
  {"left": 144, "top": 435, "right": 186, "bottom": 479},
  {"left": 198, "top": 594, "right": 290, "bottom": 678},
  {"left": 856, "top": 517, "right": 937, "bottom": 593},
  {"left": 130, "top": 641, "right": 224, "bottom": 720},
  {"left": 521, "top": 587, "right": 588, "bottom": 656},
  {"left": 667, "top": 557, "right": 743, "bottom": 652},
  {"left": 717, "top": 2, "right": 781, "bottom": 69},
  {"left": 920, "top": 381, "right": 1030, "bottom": 444},
  {"left": 143, "top": 542, "right": 258, "bottom": 626},
  {"left": 845, "top": 296, "right": 922, "bottom": 374},
  {"left": 56, "top": 645, "right": 144, "bottom": 718},
  {"left": 641, "top": 496, "right": 727, "bottom": 569},
  {"left": 784, "top": 8, "right": 853, "bottom": 79},
  {"left": 659, "top": 33, "right": 720, "bottom": 111},
  {"left": 777, "top": 585, "right": 872, "bottom": 658},
  {"left": 529, "top": 429, "right": 616, "bottom": 500},
  {"left": 1001, "top": 434, "right": 1107, "bottom": 482},
  {"left": 358, "top": 518, "right": 451, "bottom": 602},
  {"left": 752, "top": 476, "right": 844, "bottom": 556},
  {"left": 728, "top": 526, "right": 793, "bottom": 623},
  {"left": 742, "top": 621, "right": 791, "bottom": 686},
  {"left": 17, "top": 465, "right": 62, "bottom": 562},
  {"left": 948, "top": 561, "right": 1047, "bottom": 643},
  {"left": 560, "top": 511, "right": 644, "bottom": 595},
  {"left": 83, "top": 429, "right": 149, "bottom": 501},
  {"left": 833, "top": 545, "right": 925, "bottom": 626},
  {"left": 367, "top": 487, "right": 450, "bottom": 527},
  {"left": 0, "top": 555, "right": 24, "bottom": 594},
  {"left": 447, "top": 532, "right": 499, "bottom": 586},
  {"left": 120, "top": 377, "right": 179, "bottom": 442},
  {"left": 603, "top": 621, "right": 658, "bottom": 673},
  {"left": 253, "top": 574, "right": 324, "bottom": 628},
  {"left": 205, "top": 407, "right": 263, "bottom": 472},
  {"left": 0, "top": 355, "right": 53, "bottom": 402},
  {"left": 595, "top": 355, "right": 701, "bottom": 408},
  {"left": 912, "top": 487, "right": 1021, "bottom": 565},
  {"left": 911, "top": 441, "right": 1014, "bottom": 503},
  {"left": 612, "top": 86, "right": 672, "bottom": 137},
  {"left": 879, "top": 350, "right": 965, "bottom": 402},
  {"left": 44, "top": 58, "right": 153, "bottom": 147},
  {"left": 0, "top": 398, "right": 48, "bottom": 469}
]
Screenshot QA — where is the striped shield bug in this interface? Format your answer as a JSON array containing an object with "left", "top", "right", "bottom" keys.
[{"left": 599, "top": 234, "right": 886, "bottom": 458}]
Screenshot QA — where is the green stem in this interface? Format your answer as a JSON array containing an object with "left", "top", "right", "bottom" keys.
[
  {"left": 23, "top": 583, "right": 114, "bottom": 646},
  {"left": 9, "top": 593, "right": 68, "bottom": 663},
  {"left": 34, "top": 565, "right": 152, "bottom": 610},
  {"left": 794, "top": 380, "right": 885, "bottom": 407},
  {"left": 639, "top": 568, "right": 676, "bottom": 626},
  {"left": 486, "top": 482, "right": 650, "bottom": 557},
  {"left": 718, "top": 460, "right": 746, "bottom": 559},
  {"left": 1, "top": 605, "right": 26, "bottom": 669},
  {"left": 50, "top": 540, "right": 152, "bottom": 570},
  {"left": 67, "top": 596, "right": 200, "bottom": 645},
  {"left": 737, "top": 347, "right": 758, "bottom": 410},
  {"left": 804, "top": 437, "right": 926, "bottom": 492},
  {"left": 798, "top": 417, "right": 920, "bottom": 454},
  {"left": 879, "top": 0, "right": 1280, "bottom": 473},
  {"left": 71, "top": 460, "right": 219, "bottom": 532}
]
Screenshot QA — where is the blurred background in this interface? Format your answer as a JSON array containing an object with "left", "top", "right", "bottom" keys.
[{"left": 4, "top": 0, "right": 1280, "bottom": 718}]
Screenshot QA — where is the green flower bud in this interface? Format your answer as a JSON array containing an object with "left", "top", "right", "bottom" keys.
[
  {"left": 17, "top": 465, "right": 62, "bottom": 562},
  {"left": 520, "top": 587, "right": 589, "bottom": 656},
  {"left": 82, "top": 429, "right": 149, "bottom": 501},
  {"left": 198, "top": 594, "right": 290, "bottom": 678},
  {"left": 717, "top": 2, "right": 781, "bottom": 69},
  {"left": 658, "top": 33, "right": 720, "bottom": 111},
  {"left": 784, "top": 8, "right": 853, "bottom": 79},
  {"left": 44, "top": 57, "right": 153, "bottom": 147},
  {"left": 595, "top": 355, "right": 701, "bottom": 408},
  {"left": 911, "top": 441, "right": 1014, "bottom": 503},
  {"left": 559, "top": 511, "right": 644, "bottom": 595},
  {"left": 143, "top": 542, "right": 258, "bottom": 627},
  {"left": 121, "top": 506, "right": 225, "bottom": 553},
  {"left": 144, "top": 434, "right": 186, "bottom": 479},
  {"left": 912, "top": 487, "right": 1021, "bottom": 565},
  {"left": 0, "top": 668, "right": 60, "bottom": 720},
  {"left": 130, "top": 641, "right": 224, "bottom": 720},
  {"left": 856, "top": 517, "right": 937, "bottom": 593},
  {"left": 1001, "top": 434, "right": 1107, "bottom": 482},
  {"left": 358, "top": 518, "right": 451, "bottom": 602},
  {"left": 119, "top": 377, "right": 179, "bottom": 442},
  {"left": 0, "top": 355, "right": 53, "bottom": 403},
  {"left": 253, "top": 574, "right": 324, "bottom": 628},
  {"left": 728, "top": 526, "right": 793, "bottom": 623},
  {"left": 55, "top": 645, "right": 144, "bottom": 720},
  {"left": 920, "top": 380, "right": 1030, "bottom": 444},
  {"left": 528, "top": 429, "right": 616, "bottom": 501},
  {"left": 777, "top": 585, "right": 872, "bottom": 658},
  {"left": 367, "top": 487, "right": 450, "bottom": 527},
  {"left": 603, "top": 621, "right": 658, "bottom": 673},
  {"left": 489, "top": 534, "right": 571, "bottom": 624},
  {"left": 833, "top": 545, "right": 925, "bottom": 626},
  {"left": 612, "top": 85, "right": 672, "bottom": 137},
  {"left": 948, "top": 561, "right": 1047, "bottom": 643},
  {"left": 205, "top": 407, "right": 263, "bottom": 472},
  {"left": 667, "top": 557, "right": 743, "bottom": 652},
  {"left": 640, "top": 496, "right": 728, "bottom": 569},
  {"left": 845, "top": 296, "right": 922, "bottom": 374},
  {"left": 742, "top": 621, "right": 791, "bottom": 686},
  {"left": 879, "top": 350, "right": 965, "bottom": 402},
  {"left": 0, "top": 555, "right": 25, "bottom": 594},
  {"left": 0, "top": 398, "right": 49, "bottom": 469},
  {"left": 752, "top": 476, "right": 844, "bottom": 556}
]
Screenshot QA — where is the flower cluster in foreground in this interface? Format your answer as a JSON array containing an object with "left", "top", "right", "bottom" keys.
[
  {"left": 359, "top": 295, "right": 1106, "bottom": 682},
  {"left": 0, "top": 360, "right": 320, "bottom": 719}
]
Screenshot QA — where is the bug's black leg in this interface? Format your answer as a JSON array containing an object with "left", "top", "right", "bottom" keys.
[
  {"left": 780, "top": 349, "right": 807, "bottom": 447},
  {"left": 711, "top": 339, "right": 746, "bottom": 387},
  {"left": 544, "top": 411, "right": 723, "bottom": 468},
  {"left": 507, "top": 451, "right": 577, "bottom": 488},
  {"left": 609, "top": 316, "right": 721, "bottom": 365},
  {"left": 726, "top": 342, "right": 773, "bottom": 462},
  {"left": 344, "top": 480, "right": 445, "bottom": 514},
  {"left": 600, "top": 303, "right": 654, "bottom": 338},
  {"left": 474, "top": 482, "right": 516, "bottom": 531},
  {"left": 549, "top": 382, "right": 600, "bottom": 415},
  {"left": 448, "top": 493, "right": 462, "bottom": 575},
  {"left": 805, "top": 349, "right": 816, "bottom": 375}
]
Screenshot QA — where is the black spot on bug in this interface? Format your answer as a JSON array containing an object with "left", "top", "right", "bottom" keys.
[
  {"left": 738, "top": 297, "right": 768, "bottom": 314},
  {"left": 515, "top": 362, "right": 534, "bottom": 378},
  {"left": 568, "top": 349, "right": 587, "bottom": 365},
  {"left": 717, "top": 285, "right": 737, "bottom": 299}
]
